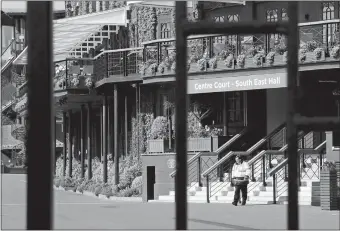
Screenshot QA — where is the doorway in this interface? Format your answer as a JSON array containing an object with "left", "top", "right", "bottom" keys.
[{"left": 146, "top": 166, "right": 155, "bottom": 201}]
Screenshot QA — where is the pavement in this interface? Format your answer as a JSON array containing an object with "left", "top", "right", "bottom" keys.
[{"left": 1, "top": 174, "right": 339, "bottom": 230}]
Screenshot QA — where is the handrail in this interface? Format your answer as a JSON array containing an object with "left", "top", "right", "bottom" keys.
[
  {"left": 248, "top": 145, "right": 288, "bottom": 166},
  {"left": 1, "top": 38, "right": 15, "bottom": 56},
  {"left": 247, "top": 130, "right": 307, "bottom": 167},
  {"left": 141, "top": 19, "right": 340, "bottom": 46},
  {"left": 268, "top": 140, "right": 327, "bottom": 177},
  {"left": 169, "top": 127, "right": 248, "bottom": 178},
  {"left": 201, "top": 123, "right": 286, "bottom": 177}
]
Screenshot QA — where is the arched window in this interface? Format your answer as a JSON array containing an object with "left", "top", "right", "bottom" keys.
[
  {"left": 160, "top": 23, "right": 171, "bottom": 39},
  {"left": 266, "top": 9, "right": 281, "bottom": 48},
  {"left": 322, "top": 2, "right": 338, "bottom": 46}
]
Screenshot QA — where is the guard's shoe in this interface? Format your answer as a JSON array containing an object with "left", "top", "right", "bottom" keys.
[
  {"left": 241, "top": 201, "right": 246, "bottom": 206},
  {"left": 232, "top": 201, "right": 238, "bottom": 206}
]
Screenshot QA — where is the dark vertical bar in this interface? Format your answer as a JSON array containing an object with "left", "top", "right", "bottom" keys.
[
  {"left": 55, "top": 117, "right": 57, "bottom": 175},
  {"left": 26, "top": 2, "right": 53, "bottom": 229},
  {"left": 262, "top": 156, "right": 267, "bottom": 186},
  {"left": 87, "top": 102, "right": 92, "bottom": 179},
  {"left": 68, "top": 111, "right": 73, "bottom": 177},
  {"left": 125, "top": 94, "right": 128, "bottom": 157},
  {"left": 114, "top": 84, "right": 119, "bottom": 185},
  {"left": 287, "top": 2, "right": 299, "bottom": 230},
  {"left": 135, "top": 84, "right": 139, "bottom": 157},
  {"left": 197, "top": 157, "right": 202, "bottom": 187},
  {"left": 80, "top": 105, "right": 85, "bottom": 178},
  {"left": 223, "top": 92, "right": 228, "bottom": 136},
  {"left": 273, "top": 174, "right": 277, "bottom": 204},
  {"left": 175, "top": 2, "right": 188, "bottom": 230},
  {"left": 62, "top": 112, "right": 67, "bottom": 176},
  {"left": 100, "top": 106, "right": 103, "bottom": 162},
  {"left": 103, "top": 96, "right": 108, "bottom": 183}
]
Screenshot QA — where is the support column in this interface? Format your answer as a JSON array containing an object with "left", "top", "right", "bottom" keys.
[
  {"left": 103, "top": 96, "right": 108, "bottom": 183},
  {"left": 87, "top": 102, "right": 92, "bottom": 179},
  {"left": 68, "top": 110, "right": 73, "bottom": 177},
  {"left": 62, "top": 112, "right": 67, "bottom": 176},
  {"left": 114, "top": 84, "right": 119, "bottom": 185},
  {"left": 100, "top": 107, "right": 103, "bottom": 162},
  {"left": 80, "top": 105, "right": 85, "bottom": 178},
  {"left": 136, "top": 84, "right": 140, "bottom": 157},
  {"left": 125, "top": 93, "right": 128, "bottom": 157},
  {"left": 54, "top": 116, "right": 57, "bottom": 175},
  {"left": 107, "top": 99, "right": 111, "bottom": 155},
  {"left": 223, "top": 92, "right": 228, "bottom": 136}
]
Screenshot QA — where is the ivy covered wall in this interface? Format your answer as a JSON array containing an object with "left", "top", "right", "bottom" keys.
[{"left": 128, "top": 4, "right": 198, "bottom": 48}]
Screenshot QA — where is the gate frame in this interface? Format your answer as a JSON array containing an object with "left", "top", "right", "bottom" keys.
[{"left": 173, "top": 2, "right": 299, "bottom": 230}]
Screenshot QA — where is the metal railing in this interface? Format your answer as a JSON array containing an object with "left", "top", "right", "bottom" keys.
[
  {"left": 141, "top": 19, "right": 340, "bottom": 78},
  {"left": 268, "top": 140, "right": 326, "bottom": 204},
  {"left": 169, "top": 127, "right": 248, "bottom": 191},
  {"left": 65, "top": 19, "right": 340, "bottom": 87},
  {"left": 201, "top": 123, "right": 287, "bottom": 202},
  {"left": 53, "top": 58, "right": 95, "bottom": 91}
]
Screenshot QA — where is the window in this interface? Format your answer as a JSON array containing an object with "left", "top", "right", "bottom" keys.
[
  {"left": 322, "top": 2, "right": 338, "bottom": 46},
  {"left": 228, "top": 92, "right": 245, "bottom": 124},
  {"left": 160, "top": 23, "right": 171, "bottom": 39},
  {"left": 213, "top": 14, "right": 239, "bottom": 50},
  {"left": 266, "top": 9, "right": 278, "bottom": 22},
  {"left": 323, "top": 2, "right": 335, "bottom": 20},
  {"left": 266, "top": 9, "right": 281, "bottom": 48},
  {"left": 281, "top": 8, "right": 288, "bottom": 21},
  {"left": 214, "top": 16, "right": 225, "bottom": 44}
]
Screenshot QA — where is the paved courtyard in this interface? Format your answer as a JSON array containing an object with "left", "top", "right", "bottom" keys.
[{"left": 1, "top": 174, "right": 339, "bottom": 230}]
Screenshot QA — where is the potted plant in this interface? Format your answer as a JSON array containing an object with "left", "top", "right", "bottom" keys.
[
  {"left": 283, "top": 51, "right": 288, "bottom": 63},
  {"left": 147, "top": 116, "right": 170, "bottom": 153},
  {"left": 208, "top": 56, "right": 218, "bottom": 70},
  {"left": 320, "top": 161, "right": 339, "bottom": 210},
  {"left": 197, "top": 51, "right": 209, "bottom": 71},
  {"left": 266, "top": 51, "right": 275, "bottom": 66},
  {"left": 313, "top": 47, "right": 324, "bottom": 61},
  {"left": 331, "top": 45, "right": 340, "bottom": 59},
  {"left": 299, "top": 48, "right": 307, "bottom": 63},
  {"left": 224, "top": 54, "right": 234, "bottom": 68},
  {"left": 148, "top": 63, "right": 158, "bottom": 76},
  {"left": 253, "top": 52, "right": 265, "bottom": 67},
  {"left": 237, "top": 54, "right": 246, "bottom": 68},
  {"left": 58, "top": 77, "right": 66, "bottom": 88},
  {"left": 85, "top": 77, "right": 94, "bottom": 89}
]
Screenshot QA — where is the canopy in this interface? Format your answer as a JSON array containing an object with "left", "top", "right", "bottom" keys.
[{"left": 13, "top": 7, "right": 129, "bottom": 65}]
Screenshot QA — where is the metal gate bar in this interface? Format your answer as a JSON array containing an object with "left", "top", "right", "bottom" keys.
[
  {"left": 26, "top": 2, "right": 54, "bottom": 230},
  {"left": 174, "top": 2, "right": 299, "bottom": 230}
]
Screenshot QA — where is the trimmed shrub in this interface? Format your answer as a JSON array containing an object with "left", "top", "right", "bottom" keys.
[{"left": 150, "top": 116, "right": 169, "bottom": 140}]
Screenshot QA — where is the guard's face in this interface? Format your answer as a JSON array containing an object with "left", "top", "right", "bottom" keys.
[{"left": 235, "top": 156, "right": 241, "bottom": 164}]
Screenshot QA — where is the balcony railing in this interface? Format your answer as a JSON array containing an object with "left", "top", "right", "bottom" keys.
[
  {"left": 139, "top": 19, "right": 340, "bottom": 78},
  {"left": 57, "top": 20, "right": 340, "bottom": 86},
  {"left": 53, "top": 58, "right": 95, "bottom": 91},
  {"left": 93, "top": 47, "right": 144, "bottom": 82}
]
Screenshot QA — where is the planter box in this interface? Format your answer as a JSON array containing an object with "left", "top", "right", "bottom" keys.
[
  {"left": 320, "top": 170, "right": 339, "bottom": 210},
  {"left": 188, "top": 136, "right": 229, "bottom": 152},
  {"left": 147, "top": 136, "right": 228, "bottom": 154},
  {"left": 148, "top": 138, "right": 174, "bottom": 153}
]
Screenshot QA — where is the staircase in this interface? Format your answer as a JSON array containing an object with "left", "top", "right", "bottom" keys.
[
  {"left": 153, "top": 124, "right": 326, "bottom": 205},
  {"left": 152, "top": 180, "right": 317, "bottom": 205}
]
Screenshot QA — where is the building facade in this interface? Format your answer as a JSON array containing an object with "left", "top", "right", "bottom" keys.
[{"left": 3, "top": 1, "right": 340, "bottom": 205}]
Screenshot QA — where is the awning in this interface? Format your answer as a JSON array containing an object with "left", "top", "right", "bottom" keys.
[{"left": 13, "top": 7, "right": 129, "bottom": 65}]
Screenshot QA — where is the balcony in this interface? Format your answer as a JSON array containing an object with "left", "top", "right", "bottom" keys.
[
  {"left": 139, "top": 19, "right": 340, "bottom": 78},
  {"left": 53, "top": 58, "right": 95, "bottom": 92},
  {"left": 92, "top": 47, "right": 144, "bottom": 85}
]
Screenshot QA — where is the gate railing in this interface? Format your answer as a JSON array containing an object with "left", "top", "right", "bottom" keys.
[
  {"left": 268, "top": 140, "right": 327, "bottom": 204},
  {"left": 169, "top": 127, "right": 248, "bottom": 191}
]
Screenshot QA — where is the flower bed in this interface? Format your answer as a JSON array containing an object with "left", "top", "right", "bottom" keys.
[{"left": 54, "top": 155, "right": 142, "bottom": 198}]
